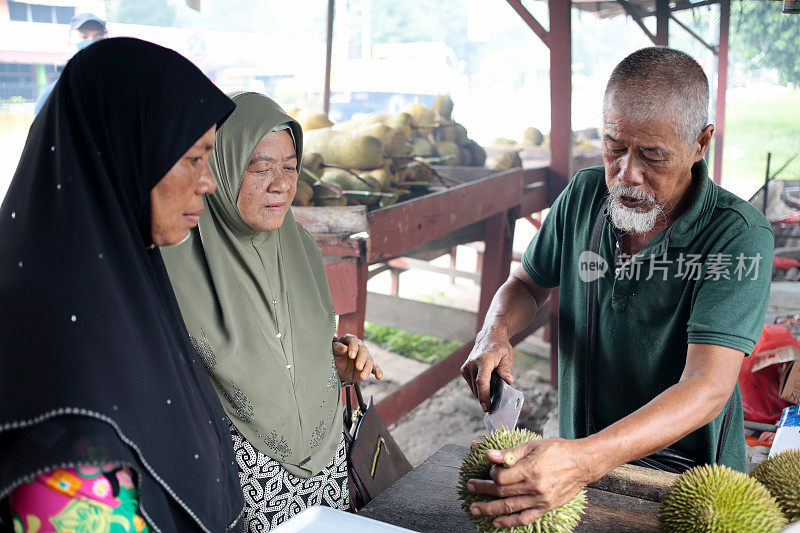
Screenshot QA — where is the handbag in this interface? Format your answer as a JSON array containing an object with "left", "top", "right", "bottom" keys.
[
  {"left": 584, "top": 200, "right": 734, "bottom": 474},
  {"left": 343, "top": 382, "right": 413, "bottom": 510}
]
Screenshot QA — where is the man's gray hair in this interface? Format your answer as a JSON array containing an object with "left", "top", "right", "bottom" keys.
[{"left": 603, "top": 47, "right": 709, "bottom": 145}]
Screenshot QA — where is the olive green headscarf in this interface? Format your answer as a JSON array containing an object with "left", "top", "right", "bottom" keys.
[{"left": 162, "top": 92, "right": 340, "bottom": 478}]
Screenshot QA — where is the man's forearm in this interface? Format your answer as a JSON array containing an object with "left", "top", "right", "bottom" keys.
[
  {"left": 582, "top": 374, "right": 734, "bottom": 480},
  {"left": 480, "top": 268, "right": 550, "bottom": 341}
]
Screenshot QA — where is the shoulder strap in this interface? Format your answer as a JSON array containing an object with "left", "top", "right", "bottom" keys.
[{"left": 584, "top": 200, "right": 607, "bottom": 436}]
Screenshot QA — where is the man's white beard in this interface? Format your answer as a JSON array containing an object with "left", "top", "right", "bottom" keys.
[{"left": 607, "top": 184, "right": 664, "bottom": 235}]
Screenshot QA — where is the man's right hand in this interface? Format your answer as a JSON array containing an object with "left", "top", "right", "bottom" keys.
[{"left": 461, "top": 327, "right": 515, "bottom": 412}]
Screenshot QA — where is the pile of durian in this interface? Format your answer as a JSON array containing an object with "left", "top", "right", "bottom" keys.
[{"left": 288, "top": 96, "right": 486, "bottom": 208}]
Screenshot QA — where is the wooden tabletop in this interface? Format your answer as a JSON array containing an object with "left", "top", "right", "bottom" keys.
[{"left": 360, "top": 444, "right": 677, "bottom": 532}]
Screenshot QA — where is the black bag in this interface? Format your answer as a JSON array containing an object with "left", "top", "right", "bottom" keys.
[
  {"left": 343, "top": 383, "right": 413, "bottom": 510},
  {"left": 584, "top": 201, "right": 734, "bottom": 474}
]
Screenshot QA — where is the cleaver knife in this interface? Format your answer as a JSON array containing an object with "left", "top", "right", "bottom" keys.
[{"left": 483, "top": 371, "right": 525, "bottom": 432}]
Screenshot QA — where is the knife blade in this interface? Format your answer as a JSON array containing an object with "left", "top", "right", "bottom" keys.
[{"left": 483, "top": 371, "right": 525, "bottom": 432}]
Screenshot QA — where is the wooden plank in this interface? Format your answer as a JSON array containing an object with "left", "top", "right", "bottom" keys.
[
  {"left": 366, "top": 292, "right": 478, "bottom": 343},
  {"left": 336, "top": 256, "right": 368, "bottom": 339},
  {"left": 520, "top": 181, "right": 548, "bottom": 217},
  {"left": 477, "top": 209, "right": 517, "bottom": 330},
  {"left": 588, "top": 463, "right": 677, "bottom": 503},
  {"left": 376, "top": 306, "right": 550, "bottom": 427},
  {"left": 292, "top": 205, "right": 367, "bottom": 235},
  {"left": 386, "top": 258, "right": 480, "bottom": 282},
  {"left": 366, "top": 170, "right": 522, "bottom": 263},
  {"left": 361, "top": 445, "right": 667, "bottom": 533},
  {"left": 548, "top": 0, "right": 572, "bottom": 203},
  {"left": 317, "top": 235, "right": 363, "bottom": 258},
  {"left": 326, "top": 258, "right": 360, "bottom": 316},
  {"left": 505, "top": 0, "right": 550, "bottom": 46}
]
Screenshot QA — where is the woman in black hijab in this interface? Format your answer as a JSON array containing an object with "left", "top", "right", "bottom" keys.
[{"left": 0, "top": 38, "right": 243, "bottom": 531}]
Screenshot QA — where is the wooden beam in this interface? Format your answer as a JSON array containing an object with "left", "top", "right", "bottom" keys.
[
  {"left": 365, "top": 292, "right": 477, "bottom": 343},
  {"left": 505, "top": 0, "right": 549, "bottom": 46},
  {"left": 323, "top": 0, "right": 334, "bottom": 115},
  {"left": 548, "top": 0, "right": 572, "bottom": 202},
  {"left": 376, "top": 306, "right": 550, "bottom": 427},
  {"left": 655, "top": 0, "right": 669, "bottom": 45},
  {"left": 292, "top": 205, "right": 367, "bottom": 234},
  {"left": 669, "top": 13, "right": 717, "bottom": 54},
  {"left": 671, "top": 0, "right": 721, "bottom": 12},
  {"left": 366, "top": 170, "right": 522, "bottom": 262},
  {"left": 476, "top": 208, "right": 517, "bottom": 330},
  {"left": 618, "top": 0, "right": 657, "bottom": 44},
  {"left": 713, "top": 0, "right": 730, "bottom": 185}
]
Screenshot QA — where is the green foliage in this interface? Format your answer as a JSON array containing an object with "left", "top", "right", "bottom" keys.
[
  {"left": 363, "top": 322, "right": 460, "bottom": 364},
  {"left": 732, "top": 1, "right": 800, "bottom": 87},
  {"left": 107, "top": 0, "right": 175, "bottom": 27}
]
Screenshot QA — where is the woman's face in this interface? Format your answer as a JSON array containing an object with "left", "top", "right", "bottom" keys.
[
  {"left": 150, "top": 126, "right": 217, "bottom": 246},
  {"left": 237, "top": 129, "right": 298, "bottom": 233}
]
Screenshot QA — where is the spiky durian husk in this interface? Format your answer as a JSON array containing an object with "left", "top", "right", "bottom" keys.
[
  {"left": 491, "top": 151, "right": 522, "bottom": 171},
  {"left": 751, "top": 450, "right": 800, "bottom": 521},
  {"left": 458, "top": 428, "right": 587, "bottom": 533},
  {"left": 660, "top": 463, "right": 787, "bottom": 533}
]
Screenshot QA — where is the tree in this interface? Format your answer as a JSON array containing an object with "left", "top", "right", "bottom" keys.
[
  {"left": 106, "top": 0, "right": 175, "bottom": 27},
  {"left": 732, "top": 1, "right": 800, "bottom": 87}
]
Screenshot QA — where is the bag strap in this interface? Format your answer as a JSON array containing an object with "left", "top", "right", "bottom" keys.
[
  {"left": 584, "top": 200, "right": 607, "bottom": 436},
  {"left": 716, "top": 392, "right": 735, "bottom": 464}
]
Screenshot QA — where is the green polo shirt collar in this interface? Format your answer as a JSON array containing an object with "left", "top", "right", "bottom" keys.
[{"left": 668, "top": 159, "right": 719, "bottom": 247}]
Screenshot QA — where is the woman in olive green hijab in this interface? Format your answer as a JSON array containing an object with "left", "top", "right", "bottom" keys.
[{"left": 162, "top": 92, "right": 382, "bottom": 531}]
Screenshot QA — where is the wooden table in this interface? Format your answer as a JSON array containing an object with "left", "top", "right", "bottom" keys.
[{"left": 360, "top": 444, "right": 677, "bottom": 532}]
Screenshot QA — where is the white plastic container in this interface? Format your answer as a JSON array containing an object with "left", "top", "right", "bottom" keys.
[
  {"left": 769, "top": 404, "right": 800, "bottom": 458},
  {"left": 271, "top": 506, "right": 416, "bottom": 533}
]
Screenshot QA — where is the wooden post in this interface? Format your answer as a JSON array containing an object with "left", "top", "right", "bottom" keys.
[
  {"left": 547, "top": 0, "right": 571, "bottom": 386},
  {"left": 655, "top": 0, "right": 669, "bottom": 45},
  {"left": 712, "top": 0, "right": 730, "bottom": 185},
  {"left": 476, "top": 209, "right": 517, "bottom": 331},
  {"left": 323, "top": 0, "right": 335, "bottom": 115}
]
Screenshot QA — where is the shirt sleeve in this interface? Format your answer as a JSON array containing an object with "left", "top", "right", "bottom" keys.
[
  {"left": 687, "top": 225, "right": 774, "bottom": 354},
  {"left": 521, "top": 175, "right": 580, "bottom": 288}
]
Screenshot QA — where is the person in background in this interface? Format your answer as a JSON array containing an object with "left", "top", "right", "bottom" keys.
[
  {"left": 0, "top": 38, "right": 243, "bottom": 532},
  {"left": 34, "top": 13, "right": 108, "bottom": 116},
  {"left": 162, "top": 91, "right": 382, "bottom": 531}
]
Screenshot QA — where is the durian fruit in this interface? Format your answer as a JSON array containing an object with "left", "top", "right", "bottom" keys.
[
  {"left": 464, "top": 140, "right": 486, "bottom": 167},
  {"left": 454, "top": 123, "right": 469, "bottom": 146},
  {"left": 492, "top": 137, "right": 517, "bottom": 146},
  {"left": 751, "top": 450, "right": 800, "bottom": 521},
  {"left": 312, "top": 183, "right": 346, "bottom": 206},
  {"left": 297, "top": 109, "right": 333, "bottom": 131},
  {"left": 411, "top": 137, "right": 435, "bottom": 157},
  {"left": 304, "top": 129, "right": 384, "bottom": 170},
  {"left": 491, "top": 151, "right": 522, "bottom": 171},
  {"left": 523, "top": 127, "right": 544, "bottom": 147},
  {"left": 352, "top": 123, "right": 411, "bottom": 158},
  {"left": 360, "top": 168, "right": 396, "bottom": 190},
  {"left": 404, "top": 103, "right": 436, "bottom": 137},
  {"left": 459, "top": 428, "right": 587, "bottom": 533},
  {"left": 292, "top": 180, "right": 313, "bottom": 206},
  {"left": 660, "top": 463, "right": 787, "bottom": 533},
  {"left": 435, "top": 142, "right": 460, "bottom": 164},
  {"left": 436, "top": 123, "right": 458, "bottom": 144},
  {"left": 385, "top": 112, "right": 414, "bottom": 139},
  {"left": 299, "top": 152, "right": 324, "bottom": 185},
  {"left": 459, "top": 147, "right": 472, "bottom": 166},
  {"left": 433, "top": 94, "right": 454, "bottom": 121}
]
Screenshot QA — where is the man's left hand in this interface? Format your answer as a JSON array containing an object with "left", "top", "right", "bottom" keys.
[
  {"left": 333, "top": 334, "right": 383, "bottom": 382},
  {"left": 466, "top": 438, "right": 597, "bottom": 529}
]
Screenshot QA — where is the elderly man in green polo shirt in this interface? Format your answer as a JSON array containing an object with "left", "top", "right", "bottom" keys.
[{"left": 461, "top": 46, "right": 773, "bottom": 529}]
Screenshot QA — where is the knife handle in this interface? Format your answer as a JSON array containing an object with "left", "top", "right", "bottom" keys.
[{"left": 488, "top": 371, "right": 502, "bottom": 413}]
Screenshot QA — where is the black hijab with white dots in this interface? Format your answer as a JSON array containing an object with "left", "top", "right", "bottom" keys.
[{"left": 0, "top": 38, "right": 242, "bottom": 532}]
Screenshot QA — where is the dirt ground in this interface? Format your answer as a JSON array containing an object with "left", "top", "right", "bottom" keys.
[{"left": 360, "top": 342, "right": 558, "bottom": 466}]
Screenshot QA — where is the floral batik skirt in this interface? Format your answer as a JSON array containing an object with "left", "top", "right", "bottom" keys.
[
  {"left": 230, "top": 423, "right": 349, "bottom": 532},
  {"left": 9, "top": 464, "right": 149, "bottom": 533}
]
